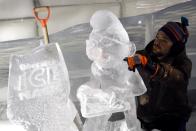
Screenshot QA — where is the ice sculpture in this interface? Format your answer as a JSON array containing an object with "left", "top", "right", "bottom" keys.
[
  {"left": 77, "top": 10, "right": 146, "bottom": 131},
  {"left": 7, "top": 43, "right": 79, "bottom": 131}
]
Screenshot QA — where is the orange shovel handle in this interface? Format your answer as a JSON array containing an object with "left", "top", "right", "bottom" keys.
[{"left": 33, "top": 6, "right": 50, "bottom": 27}]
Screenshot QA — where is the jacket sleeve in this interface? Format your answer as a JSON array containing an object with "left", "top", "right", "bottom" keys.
[{"left": 152, "top": 57, "right": 192, "bottom": 85}]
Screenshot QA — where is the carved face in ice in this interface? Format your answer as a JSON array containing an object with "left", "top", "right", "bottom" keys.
[
  {"left": 86, "top": 33, "right": 135, "bottom": 68},
  {"left": 86, "top": 10, "right": 136, "bottom": 68}
]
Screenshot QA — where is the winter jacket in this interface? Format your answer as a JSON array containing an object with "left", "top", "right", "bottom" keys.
[{"left": 136, "top": 40, "right": 192, "bottom": 125}]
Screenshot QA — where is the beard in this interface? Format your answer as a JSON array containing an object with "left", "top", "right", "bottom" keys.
[{"left": 153, "top": 50, "right": 164, "bottom": 57}]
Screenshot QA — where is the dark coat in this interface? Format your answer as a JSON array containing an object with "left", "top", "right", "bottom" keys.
[{"left": 136, "top": 40, "right": 192, "bottom": 125}]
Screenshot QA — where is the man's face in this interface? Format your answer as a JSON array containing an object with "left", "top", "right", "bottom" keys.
[{"left": 153, "top": 31, "right": 173, "bottom": 58}]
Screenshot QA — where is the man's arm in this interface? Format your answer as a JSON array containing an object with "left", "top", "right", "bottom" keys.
[
  {"left": 152, "top": 58, "right": 192, "bottom": 83},
  {"left": 124, "top": 53, "right": 192, "bottom": 86}
]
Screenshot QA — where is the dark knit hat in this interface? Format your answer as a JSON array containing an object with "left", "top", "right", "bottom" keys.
[{"left": 159, "top": 16, "right": 189, "bottom": 56}]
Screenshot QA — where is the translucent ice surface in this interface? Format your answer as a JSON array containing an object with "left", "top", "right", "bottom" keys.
[
  {"left": 77, "top": 84, "right": 130, "bottom": 118},
  {"left": 7, "top": 43, "right": 78, "bottom": 131},
  {"left": 77, "top": 10, "right": 146, "bottom": 131}
]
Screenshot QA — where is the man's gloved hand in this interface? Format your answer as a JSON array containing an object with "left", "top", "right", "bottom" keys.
[
  {"left": 123, "top": 54, "right": 148, "bottom": 72},
  {"left": 123, "top": 54, "right": 160, "bottom": 78}
]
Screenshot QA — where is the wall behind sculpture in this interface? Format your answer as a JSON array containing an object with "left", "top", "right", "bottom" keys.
[{"left": 0, "top": 0, "right": 190, "bottom": 42}]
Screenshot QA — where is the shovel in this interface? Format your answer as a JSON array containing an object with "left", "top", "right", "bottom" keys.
[{"left": 33, "top": 6, "right": 50, "bottom": 45}]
